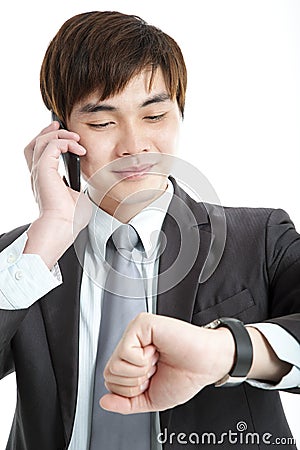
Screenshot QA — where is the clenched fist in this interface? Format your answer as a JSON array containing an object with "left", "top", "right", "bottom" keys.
[{"left": 100, "top": 312, "right": 235, "bottom": 414}]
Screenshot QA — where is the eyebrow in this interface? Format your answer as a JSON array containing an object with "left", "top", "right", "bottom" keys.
[
  {"left": 141, "top": 93, "right": 171, "bottom": 108},
  {"left": 78, "top": 93, "right": 171, "bottom": 114}
]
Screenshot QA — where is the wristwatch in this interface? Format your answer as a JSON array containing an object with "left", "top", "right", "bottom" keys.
[{"left": 204, "top": 317, "right": 253, "bottom": 387}]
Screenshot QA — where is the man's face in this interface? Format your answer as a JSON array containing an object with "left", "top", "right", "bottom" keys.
[{"left": 67, "top": 68, "right": 181, "bottom": 216}]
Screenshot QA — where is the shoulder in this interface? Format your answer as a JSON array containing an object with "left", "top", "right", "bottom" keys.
[
  {"left": 198, "top": 201, "right": 293, "bottom": 228},
  {"left": 171, "top": 177, "right": 290, "bottom": 230},
  {"left": 220, "top": 206, "right": 295, "bottom": 234},
  {"left": 222, "top": 206, "right": 276, "bottom": 226},
  {"left": 202, "top": 205, "right": 297, "bottom": 249}
]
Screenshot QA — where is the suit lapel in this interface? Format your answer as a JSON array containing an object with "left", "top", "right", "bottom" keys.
[
  {"left": 157, "top": 178, "right": 212, "bottom": 432},
  {"left": 157, "top": 178, "right": 212, "bottom": 321},
  {"left": 40, "top": 228, "right": 88, "bottom": 444}
]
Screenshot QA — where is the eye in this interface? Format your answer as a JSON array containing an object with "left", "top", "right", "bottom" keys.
[
  {"left": 88, "top": 122, "right": 115, "bottom": 129},
  {"left": 144, "top": 113, "right": 166, "bottom": 122}
]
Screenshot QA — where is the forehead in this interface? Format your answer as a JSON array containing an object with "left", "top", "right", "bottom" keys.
[{"left": 72, "top": 67, "right": 172, "bottom": 114}]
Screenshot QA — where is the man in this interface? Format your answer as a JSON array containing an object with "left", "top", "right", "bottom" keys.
[{"left": 0, "top": 10, "right": 299, "bottom": 450}]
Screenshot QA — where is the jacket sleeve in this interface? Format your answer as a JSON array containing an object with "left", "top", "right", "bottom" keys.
[
  {"left": 264, "top": 209, "right": 300, "bottom": 392},
  {"left": 0, "top": 225, "right": 29, "bottom": 378},
  {"left": 0, "top": 232, "right": 62, "bottom": 310},
  {"left": 0, "top": 224, "right": 62, "bottom": 379},
  {"left": 265, "top": 209, "right": 300, "bottom": 334}
]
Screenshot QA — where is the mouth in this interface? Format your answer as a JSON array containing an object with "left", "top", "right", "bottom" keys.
[{"left": 112, "top": 164, "right": 155, "bottom": 179}]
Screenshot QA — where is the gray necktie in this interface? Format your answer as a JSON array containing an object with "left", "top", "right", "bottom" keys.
[{"left": 89, "top": 224, "right": 151, "bottom": 450}]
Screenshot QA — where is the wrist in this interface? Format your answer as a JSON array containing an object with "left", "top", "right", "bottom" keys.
[
  {"left": 214, "top": 327, "right": 236, "bottom": 379},
  {"left": 204, "top": 318, "right": 254, "bottom": 387},
  {"left": 24, "top": 216, "right": 75, "bottom": 269},
  {"left": 202, "top": 327, "right": 236, "bottom": 385}
]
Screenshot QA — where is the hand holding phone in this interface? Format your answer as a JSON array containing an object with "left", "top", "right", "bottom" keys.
[
  {"left": 23, "top": 120, "right": 91, "bottom": 268},
  {"left": 51, "top": 112, "right": 81, "bottom": 191}
]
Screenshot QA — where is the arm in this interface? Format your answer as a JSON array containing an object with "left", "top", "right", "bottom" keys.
[
  {"left": 257, "top": 209, "right": 300, "bottom": 391},
  {"left": 0, "top": 227, "right": 62, "bottom": 379},
  {"left": 246, "top": 326, "right": 292, "bottom": 382},
  {"left": 247, "top": 322, "right": 300, "bottom": 389},
  {"left": 264, "top": 210, "right": 300, "bottom": 341},
  {"left": 99, "top": 312, "right": 292, "bottom": 414},
  {"left": 0, "top": 122, "right": 91, "bottom": 379},
  {"left": 99, "top": 210, "right": 300, "bottom": 414}
]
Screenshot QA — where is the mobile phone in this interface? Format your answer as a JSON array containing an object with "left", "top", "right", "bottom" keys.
[{"left": 51, "top": 112, "right": 81, "bottom": 191}]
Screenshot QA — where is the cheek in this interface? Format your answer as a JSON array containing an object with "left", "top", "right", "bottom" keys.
[
  {"left": 156, "top": 122, "right": 180, "bottom": 154},
  {"left": 80, "top": 154, "right": 114, "bottom": 191},
  {"left": 79, "top": 138, "right": 112, "bottom": 173},
  {"left": 79, "top": 149, "right": 107, "bottom": 181}
]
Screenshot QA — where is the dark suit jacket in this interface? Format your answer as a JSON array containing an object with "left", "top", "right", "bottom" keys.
[{"left": 0, "top": 179, "right": 299, "bottom": 449}]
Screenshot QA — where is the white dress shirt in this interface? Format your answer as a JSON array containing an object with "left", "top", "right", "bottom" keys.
[{"left": 0, "top": 183, "right": 300, "bottom": 450}]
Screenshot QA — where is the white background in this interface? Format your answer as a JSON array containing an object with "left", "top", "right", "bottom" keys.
[{"left": 0, "top": 0, "right": 299, "bottom": 447}]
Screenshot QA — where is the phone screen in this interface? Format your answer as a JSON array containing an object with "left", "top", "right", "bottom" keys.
[{"left": 51, "top": 112, "right": 81, "bottom": 192}]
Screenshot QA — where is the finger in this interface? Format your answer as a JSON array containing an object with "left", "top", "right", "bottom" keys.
[
  {"left": 37, "top": 128, "right": 80, "bottom": 143},
  {"left": 105, "top": 364, "right": 157, "bottom": 387},
  {"left": 105, "top": 379, "right": 150, "bottom": 398},
  {"left": 28, "top": 122, "right": 60, "bottom": 149},
  {"left": 105, "top": 375, "right": 148, "bottom": 388},
  {"left": 32, "top": 131, "right": 80, "bottom": 161},
  {"left": 105, "top": 350, "right": 159, "bottom": 379},
  {"left": 32, "top": 133, "right": 82, "bottom": 168},
  {"left": 40, "top": 121, "right": 60, "bottom": 135},
  {"left": 24, "top": 128, "right": 80, "bottom": 171},
  {"left": 34, "top": 139, "right": 86, "bottom": 171},
  {"left": 117, "top": 341, "right": 157, "bottom": 368},
  {"left": 24, "top": 122, "right": 59, "bottom": 168}
]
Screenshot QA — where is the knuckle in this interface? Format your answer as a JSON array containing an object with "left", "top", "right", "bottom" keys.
[
  {"left": 132, "top": 312, "right": 147, "bottom": 327},
  {"left": 104, "top": 381, "right": 112, "bottom": 392},
  {"left": 137, "top": 375, "right": 146, "bottom": 385},
  {"left": 109, "top": 361, "right": 119, "bottom": 376},
  {"left": 50, "top": 138, "right": 60, "bottom": 146},
  {"left": 136, "top": 312, "right": 147, "bottom": 320},
  {"left": 35, "top": 135, "right": 43, "bottom": 146},
  {"left": 103, "top": 365, "right": 109, "bottom": 380}
]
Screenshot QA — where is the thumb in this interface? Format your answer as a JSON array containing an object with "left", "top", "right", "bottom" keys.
[{"left": 100, "top": 392, "right": 153, "bottom": 415}]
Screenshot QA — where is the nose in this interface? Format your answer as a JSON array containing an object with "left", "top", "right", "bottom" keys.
[{"left": 116, "top": 122, "right": 150, "bottom": 156}]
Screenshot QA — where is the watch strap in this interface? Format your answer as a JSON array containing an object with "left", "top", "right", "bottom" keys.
[{"left": 204, "top": 317, "right": 253, "bottom": 387}]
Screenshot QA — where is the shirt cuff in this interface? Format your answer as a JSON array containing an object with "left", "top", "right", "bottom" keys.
[
  {"left": 0, "top": 231, "right": 63, "bottom": 310},
  {"left": 246, "top": 322, "right": 300, "bottom": 390}
]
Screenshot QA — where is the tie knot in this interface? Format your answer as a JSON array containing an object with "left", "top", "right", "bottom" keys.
[{"left": 111, "top": 224, "right": 140, "bottom": 253}]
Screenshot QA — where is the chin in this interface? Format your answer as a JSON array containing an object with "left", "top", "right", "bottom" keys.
[{"left": 112, "top": 175, "right": 167, "bottom": 204}]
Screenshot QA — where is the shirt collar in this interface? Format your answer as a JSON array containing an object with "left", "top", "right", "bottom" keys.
[{"left": 87, "top": 179, "right": 174, "bottom": 260}]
